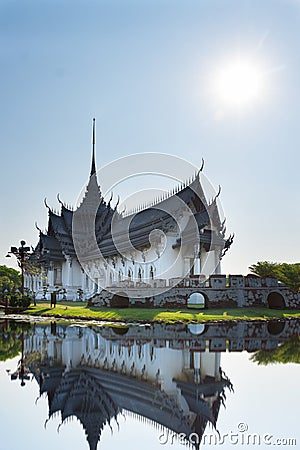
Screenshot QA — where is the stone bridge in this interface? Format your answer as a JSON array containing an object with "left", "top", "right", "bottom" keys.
[{"left": 89, "top": 274, "right": 300, "bottom": 309}]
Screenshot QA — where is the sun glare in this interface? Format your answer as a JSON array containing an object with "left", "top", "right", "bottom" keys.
[{"left": 215, "top": 60, "right": 262, "bottom": 107}]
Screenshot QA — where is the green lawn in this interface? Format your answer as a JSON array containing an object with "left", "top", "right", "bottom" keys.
[{"left": 24, "top": 302, "right": 300, "bottom": 324}]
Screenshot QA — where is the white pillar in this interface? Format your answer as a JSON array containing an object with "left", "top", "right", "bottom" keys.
[
  {"left": 194, "top": 258, "right": 201, "bottom": 275},
  {"left": 81, "top": 270, "right": 86, "bottom": 291},
  {"left": 56, "top": 266, "right": 62, "bottom": 285},
  {"left": 183, "top": 348, "right": 190, "bottom": 369},
  {"left": 134, "top": 263, "right": 138, "bottom": 283},
  {"left": 193, "top": 352, "right": 201, "bottom": 384},
  {"left": 66, "top": 258, "right": 73, "bottom": 287},
  {"left": 214, "top": 353, "right": 221, "bottom": 380},
  {"left": 105, "top": 267, "right": 110, "bottom": 287},
  {"left": 193, "top": 244, "right": 201, "bottom": 275},
  {"left": 215, "top": 248, "right": 221, "bottom": 274},
  {"left": 48, "top": 340, "right": 55, "bottom": 360},
  {"left": 33, "top": 276, "right": 37, "bottom": 292},
  {"left": 184, "top": 257, "right": 190, "bottom": 278},
  {"left": 194, "top": 352, "right": 201, "bottom": 370},
  {"left": 48, "top": 264, "right": 54, "bottom": 287}
]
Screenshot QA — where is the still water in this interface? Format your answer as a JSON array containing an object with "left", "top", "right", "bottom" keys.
[{"left": 0, "top": 318, "right": 299, "bottom": 450}]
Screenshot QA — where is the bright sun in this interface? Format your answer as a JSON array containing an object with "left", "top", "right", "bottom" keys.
[{"left": 215, "top": 60, "right": 262, "bottom": 107}]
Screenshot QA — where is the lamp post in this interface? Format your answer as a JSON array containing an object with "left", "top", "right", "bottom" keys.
[
  {"left": 6, "top": 240, "right": 31, "bottom": 295},
  {"left": 8, "top": 330, "right": 30, "bottom": 387}
]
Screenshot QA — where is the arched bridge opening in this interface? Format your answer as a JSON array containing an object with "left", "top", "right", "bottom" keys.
[
  {"left": 267, "top": 320, "right": 286, "bottom": 335},
  {"left": 187, "top": 292, "right": 207, "bottom": 309},
  {"left": 110, "top": 292, "right": 130, "bottom": 308},
  {"left": 267, "top": 292, "right": 286, "bottom": 310}
]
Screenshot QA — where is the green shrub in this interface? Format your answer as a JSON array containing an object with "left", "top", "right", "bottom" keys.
[{"left": 9, "top": 294, "right": 31, "bottom": 308}]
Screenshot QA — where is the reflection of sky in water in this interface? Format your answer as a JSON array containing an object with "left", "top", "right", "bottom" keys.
[{"left": 0, "top": 323, "right": 299, "bottom": 450}]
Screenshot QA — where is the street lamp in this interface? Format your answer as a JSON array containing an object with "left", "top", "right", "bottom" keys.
[
  {"left": 6, "top": 240, "right": 31, "bottom": 295},
  {"left": 8, "top": 331, "right": 30, "bottom": 387}
]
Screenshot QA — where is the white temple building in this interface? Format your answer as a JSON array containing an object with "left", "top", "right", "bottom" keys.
[{"left": 26, "top": 120, "right": 232, "bottom": 301}]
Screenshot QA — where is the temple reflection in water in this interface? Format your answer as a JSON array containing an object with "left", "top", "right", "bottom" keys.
[{"left": 19, "top": 320, "right": 298, "bottom": 450}]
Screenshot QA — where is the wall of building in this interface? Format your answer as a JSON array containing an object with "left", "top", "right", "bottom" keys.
[
  {"left": 28, "top": 221, "right": 223, "bottom": 301},
  {"left": 24, "top": 324, "right": 220, "bottom": 400}
]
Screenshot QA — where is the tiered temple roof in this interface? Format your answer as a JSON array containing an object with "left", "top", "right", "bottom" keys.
[
  {"left": 33, "top": 364, "right": 231, "bottom": 450},
  {"left": 34, "top": 121, "right": 229, "bottom": 263}
]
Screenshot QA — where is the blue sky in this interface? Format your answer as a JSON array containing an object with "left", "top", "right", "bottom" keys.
[{"left": 0, "top": 0, "right": 299, "bottom": 274}]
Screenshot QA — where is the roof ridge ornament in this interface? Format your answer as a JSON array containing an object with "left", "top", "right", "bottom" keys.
[
  {"left": 114, "top": 195, "right": 120, "bottom": 212},
  {"left": 44, "top": 197, "right": 50, "bottom": 210},
  {"left": 57, "top": 193, "right": 63, "bottom": 206},
  {"left": 214, "top": 185, "right": 221, "bottom": 201},
  {"left": 196, "top": 158, "right": 205, "bottom": 177},
  {"left": 35, "top": 222, "right": 42, "bottom": 233},
  {"left": 107, "top": 192, "right": 113, "bottom": 208}
]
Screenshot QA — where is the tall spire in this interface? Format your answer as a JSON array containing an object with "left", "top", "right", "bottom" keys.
[{"left": 90, "top": 118, "right": 96, "bottom": 177}]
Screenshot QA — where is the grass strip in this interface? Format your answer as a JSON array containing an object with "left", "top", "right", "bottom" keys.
[{"left": 24, "top": 302, "right": 300, "bottom": 324}]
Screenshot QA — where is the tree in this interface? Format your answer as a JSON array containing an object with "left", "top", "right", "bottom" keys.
[
  {"left": 249, "top": 261, "right": 300, "bottom": 292},
  {"left": 248, "top": 261, "right": 280, "bottom": 278},
  {"left": 277, "top": 263, "right": 300, "bottom": 292},
  {"left": 0, "top": 322, "right": 30, "bottom": 361},
  {"left": 250, "top": 337, "right": 300, "bottom": 365},
  {"left": 0, "top": 265, "right": 21, "bottom": 293}
]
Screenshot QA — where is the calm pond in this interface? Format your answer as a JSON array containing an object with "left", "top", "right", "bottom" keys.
[{"left": 0, "top": 318, "right": 299, "bottom": 450}]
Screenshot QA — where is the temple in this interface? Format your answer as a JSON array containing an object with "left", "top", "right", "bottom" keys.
[
  {"left": 26, "top": 120, "right": 232, "bottom": 301},
  {"left": 24, "top": 323, "right": 233, "bottom": 450}
]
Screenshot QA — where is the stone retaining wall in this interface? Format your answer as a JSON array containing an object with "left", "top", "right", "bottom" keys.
[{"left": 89, "top": 274, "right": 300, "bottom": 309}]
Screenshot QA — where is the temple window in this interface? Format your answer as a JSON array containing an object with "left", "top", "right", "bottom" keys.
[
  {"left": 138, "top": 268, "right": 142, "bottom": 282},
  {"left": 150, "top": 345, "right": 155, "bottom": 361},
  {"left": 190, "top": 352, "right": 195, "bottom": 369},
  {"left": 53, "top": 266, "right": 62, "bottom": 285},
  {"left": 150, "top": 266, "right": 154, "bottom": 280},
  {"left": 138, "top": 345, "right": 143, "bottom": 359}
]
